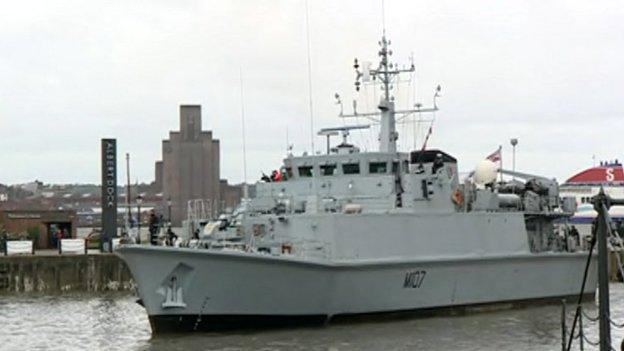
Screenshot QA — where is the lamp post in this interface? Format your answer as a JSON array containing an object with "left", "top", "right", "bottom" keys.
[
  {"left": 167, "top": 197, "right": 172, "bottom": 226},
  {"left": 510, "top": 138, "right": 518, "bottom": 180},
  {"left": 136, "top": 194, "right": 143, "bottom": 244}
]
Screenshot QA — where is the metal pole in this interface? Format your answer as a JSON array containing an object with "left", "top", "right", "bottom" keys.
[
  {"left": 137, "top": 203, "right": 141, "bottom": 245},
  {"left": 595, "top": 191, "right": 611, "bottom": 350},
  {"left": 326, "top": 135, "right": 330, "bottom": 154},
  {"left": 168, "top": 204, "right": 172, "bottom": 225},
  {"left": 579, "top": 305, "right": 584, "bottom": 351},
  {"left": 512, "top": 146, "right": 516, "bottom": 179},
  {"left": 561, "top": 300, "right": 566, "bottom": 351},
  {"left": 126, "top": 153, "right": 131, "bottom": 228},
  {"left": 510, "top": 138, "right": 518, "bottom": 181},
  {"left": 499, "top": 145, "right": 503, "bottom": 183}
]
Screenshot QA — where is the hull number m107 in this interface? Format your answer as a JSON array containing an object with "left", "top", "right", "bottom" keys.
[{"left": 403, "top": 270, "right": 426, "bottom": 288}]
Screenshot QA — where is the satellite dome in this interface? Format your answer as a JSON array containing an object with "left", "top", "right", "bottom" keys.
[{"left": 474, "top": 160, "right": 498, "bottom": 185}]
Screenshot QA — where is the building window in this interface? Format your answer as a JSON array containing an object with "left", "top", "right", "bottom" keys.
[
  {"left": 342, "top": 163, "right": 360, "bottom": 175},
  {"left": 369, "top": 162, "right": 388, "bottom": 174},
  {"left": 320, "top": 164, "right": 337, "bottom": 176},
  {"left": 298, "top": 166, "right": 313, "bottom": 177}
]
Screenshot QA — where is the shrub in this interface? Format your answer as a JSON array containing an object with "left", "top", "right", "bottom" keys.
[{"left": 26, "top": 226, "right": 40, "bottom": 248}]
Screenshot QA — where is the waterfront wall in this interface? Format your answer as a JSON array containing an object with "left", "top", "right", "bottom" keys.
[{"left": 0, "top": 254, "right": 134, "bottom": 293}]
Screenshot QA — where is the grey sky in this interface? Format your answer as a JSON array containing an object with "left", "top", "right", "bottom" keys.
[{"left": 1, "top": 0, "right": 622, "bottom": 185}]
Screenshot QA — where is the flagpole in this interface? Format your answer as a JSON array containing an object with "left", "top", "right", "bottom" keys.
[{"left": 499, "top": 145, "right": 503, "bottom": 182}]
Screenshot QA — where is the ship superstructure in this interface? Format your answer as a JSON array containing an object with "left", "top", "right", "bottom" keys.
[{"left": 118, "top": 35, "right": 597, "bottom": 333}]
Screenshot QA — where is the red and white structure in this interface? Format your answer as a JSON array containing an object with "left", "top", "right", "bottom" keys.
[{"left": 560, "top": 160, "right": 624, "bottom": 226}]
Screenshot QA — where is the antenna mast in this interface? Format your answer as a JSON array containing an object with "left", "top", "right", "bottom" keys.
[
  {"left": 239, "top": 68, "right": 248, "bottom": 198},
  {"left": 339, "top": 36, "right": 440, "bottom": 153},
  {"left": 304, "top": 0, "right": 315, "bottom": 155}
]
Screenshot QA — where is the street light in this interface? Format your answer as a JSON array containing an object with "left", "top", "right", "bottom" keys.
[
  {"left": 136, "top": 194, "right": 144, "bottom": 244},
  {"left": 167, "top": 197, "right": 172, "bottom": 225},
  {"left": 510, "top": 138, "right": 518, "bottom": 180}
]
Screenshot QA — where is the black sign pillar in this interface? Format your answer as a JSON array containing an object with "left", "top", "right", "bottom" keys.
[{"left": 101, "top": 139, "right": 117, "bottom": 252}]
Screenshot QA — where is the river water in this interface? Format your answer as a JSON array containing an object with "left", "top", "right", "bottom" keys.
[{"left": 3, "top": 286, "right": 624, "bottom": 351}]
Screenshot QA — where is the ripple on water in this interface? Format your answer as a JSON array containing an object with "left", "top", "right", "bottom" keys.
[{"left": 3, "top": 285, "right": 624, "bottom": 350}]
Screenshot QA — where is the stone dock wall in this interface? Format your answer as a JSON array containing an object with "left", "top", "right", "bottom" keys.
[{"left": 0, "top": 254, "right": 134, "bottom": 293}]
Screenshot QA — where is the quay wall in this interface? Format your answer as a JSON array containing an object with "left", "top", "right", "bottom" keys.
[{"left": 0, "top": 254, "right": 134, "bottom": 293}]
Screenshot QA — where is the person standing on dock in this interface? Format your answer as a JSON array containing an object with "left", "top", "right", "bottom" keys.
[
  {"left": 148, "top": 210, "right": 160, "bottom": 245},
  {"left": 55, "top": 228, "right": 63, "bottom": 250},
  {"left": 166, "top": 226, "right": 178, "bottom": 246},
  {"left": 569, "top": 225, "right": 580, "bottom": 246}
]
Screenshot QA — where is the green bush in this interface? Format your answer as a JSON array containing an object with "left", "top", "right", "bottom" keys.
[{"left": 26, "top": 226, "right": 40, "bottom": 247}]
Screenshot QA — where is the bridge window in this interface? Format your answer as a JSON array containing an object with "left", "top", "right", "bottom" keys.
[
  {"left": 342, "top": 163, "right": 360, "bottom": 175},
  {"left": 369, "top": 161, "right": 388, "bottom": 174},
  {"left": 320, "top": 164, "right": 337, "bottom": 176},
  {"left": 298, "top": 166, "right": 313, "bottom": 177}
]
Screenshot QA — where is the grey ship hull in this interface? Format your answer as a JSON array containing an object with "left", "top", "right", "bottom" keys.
[{"left": 118, "top": 246, "right": 597, "bottom": 333}]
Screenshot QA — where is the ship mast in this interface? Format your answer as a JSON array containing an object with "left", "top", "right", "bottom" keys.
[{"left": 338, "top": 35, "right": 440, "bottom": 153}]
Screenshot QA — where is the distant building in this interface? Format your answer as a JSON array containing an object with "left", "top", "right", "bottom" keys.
[
  {"left": 154, "top": 105, "right": 242, "bottom": 225},
  {"left": 0, "top": 209, "right": 77, "bottom": 249},
  {"left": 220, "top": 180, "right": 244, "bottom": 212}
]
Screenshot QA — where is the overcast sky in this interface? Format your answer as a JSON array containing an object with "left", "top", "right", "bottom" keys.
[{"left": 1, "top": 0, "right": 622, "bottom": 185}]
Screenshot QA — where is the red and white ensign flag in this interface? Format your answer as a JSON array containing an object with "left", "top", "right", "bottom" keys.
[{"left": 486, "top": 146, "right": 502, "bottom": 163}]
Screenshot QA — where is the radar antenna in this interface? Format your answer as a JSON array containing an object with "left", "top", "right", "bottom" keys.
[
  {"left": 318, "top": 125, "right": 370, "bottom": 154},
  {"left": 338, "top": 36, "right": 440, "bottom": 153}
]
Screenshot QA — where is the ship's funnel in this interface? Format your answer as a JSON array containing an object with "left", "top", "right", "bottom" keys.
[{"left": 474, "top": 160, "right": 498, "bottom": 185}]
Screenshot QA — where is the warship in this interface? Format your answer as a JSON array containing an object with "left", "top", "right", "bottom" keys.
[{"left": 117, "top": 35, "right": 597, "bottom": 333}]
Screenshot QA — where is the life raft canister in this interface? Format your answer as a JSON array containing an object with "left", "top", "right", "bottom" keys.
[{"left": 451, "top": 189, "right": 463, "bottom": 205}]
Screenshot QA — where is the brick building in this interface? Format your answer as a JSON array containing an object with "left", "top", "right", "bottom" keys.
[
  {"left": 154, "top": 105, "right": 242, "bottom": 225},
  {"left": 0, "top": 209, "right": 77, "bottom": 249}
]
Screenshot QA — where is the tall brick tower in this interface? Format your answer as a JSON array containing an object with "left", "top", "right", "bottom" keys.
[{"left": 154, "top": 105, "right": 221, "bottom": 225}]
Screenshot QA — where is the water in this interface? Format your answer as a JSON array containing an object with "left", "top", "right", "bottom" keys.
[{"left": 3, "top": 286, "right": 624, "bottom": 351}]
